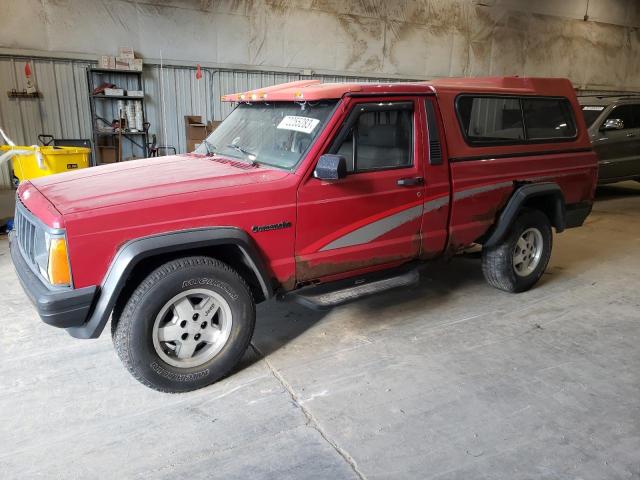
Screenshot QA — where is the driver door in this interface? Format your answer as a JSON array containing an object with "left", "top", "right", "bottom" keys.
[{"left": 295, "top": 98, "right": 426, "bottom": 282}]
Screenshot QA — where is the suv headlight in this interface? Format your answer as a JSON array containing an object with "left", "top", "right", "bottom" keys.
[{"left": 34, "top": 232, "right": 71, "bottom": 287}]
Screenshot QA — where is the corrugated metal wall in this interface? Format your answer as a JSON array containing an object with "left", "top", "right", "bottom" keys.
[
  {"left": 0, "top": 57, "right": 93, "bottom": 147},
  {"left": 0, "top": 55, "right": 399, "bottom": 187},
  {"left": 0, "top": 57, "right": 93, "bottom": 188},
  {"left": 1, "top": 54, "right": 636, "bottom": 190}
]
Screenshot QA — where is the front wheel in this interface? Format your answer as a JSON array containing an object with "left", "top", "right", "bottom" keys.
[
  {"left": 112, "top": 256, "right": 255, "bottom": 392},
  {"left": 481, "top": 208, "right": 552, "bottom": 293}
]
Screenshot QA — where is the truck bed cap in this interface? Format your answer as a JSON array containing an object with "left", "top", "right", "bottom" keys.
[{"left": 221, "top": 77, "right": 575, "bottom": 102}]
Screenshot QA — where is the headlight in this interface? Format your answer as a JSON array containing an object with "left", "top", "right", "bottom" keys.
[{"left": 34, "top": 232, "right": 71, "bottom": 287}]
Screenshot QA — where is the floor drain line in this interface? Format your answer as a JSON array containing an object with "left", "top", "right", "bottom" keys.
[{"left": 250, "top": 344, "right": 367, "bottom": 480}]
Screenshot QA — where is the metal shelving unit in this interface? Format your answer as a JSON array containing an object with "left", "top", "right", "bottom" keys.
[
  {"left": 91, "top": 94, "right": 145, "bottom": 100},
  {"left": 86, "top": 67, "right": 148, "bottom": 164}
]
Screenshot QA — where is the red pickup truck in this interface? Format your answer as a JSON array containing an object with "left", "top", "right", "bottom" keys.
[{"left": 10, "top": 77, "right": 597, "bottom": 392}]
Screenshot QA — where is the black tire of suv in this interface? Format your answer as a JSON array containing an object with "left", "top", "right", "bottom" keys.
[
  {"left": 481, "top": 208, "right": 552, "bottom": 293},
  {"left": 112, "top": 256, "right": 255, "bottom": 393}
]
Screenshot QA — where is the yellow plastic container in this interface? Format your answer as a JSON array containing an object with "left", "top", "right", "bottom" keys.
[{"left": 1, "top": 145, "right": 90, "bottom": 181}]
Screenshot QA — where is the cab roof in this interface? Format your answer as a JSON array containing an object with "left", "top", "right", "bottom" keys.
[{"left": 221, "top": 77, "right": 577, "bottom": 102}]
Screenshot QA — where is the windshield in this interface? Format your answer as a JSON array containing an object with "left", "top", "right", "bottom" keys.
[
  {"left": 195, "top": 101, "right": 338, "bottom": 169},
  {"left": 581, "top": 105, "right": 606, "bottom": 127}
]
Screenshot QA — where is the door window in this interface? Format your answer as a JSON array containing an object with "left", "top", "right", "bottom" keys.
[
  {"left": 605, "top": 105, "right": 636, "bottom": 130},
  {"left": 633, "top": 105, "right": 640, "bottom": 128},
  {"left": 335, "top": 105, "right": 413, "bottom": 172}
]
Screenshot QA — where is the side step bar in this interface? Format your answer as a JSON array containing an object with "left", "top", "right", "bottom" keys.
[{"left": 282, "top": 268, "right": 420, "bottom": 310}]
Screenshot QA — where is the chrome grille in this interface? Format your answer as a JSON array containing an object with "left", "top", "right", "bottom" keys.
[
  {"left": 14, "top": 200, "right": 47, "bottom": 273},
  {"left": 13, "top": 198, "right": 71, "bottom": 288}
]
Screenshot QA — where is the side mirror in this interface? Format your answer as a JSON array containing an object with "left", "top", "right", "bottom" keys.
[
  {"left": 602, "top": 118, "right": 624, "bottom": 131},
  {"left": 314, "top": 154, "right": 347, "bottom": 180}
]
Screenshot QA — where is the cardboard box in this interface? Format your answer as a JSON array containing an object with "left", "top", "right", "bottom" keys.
[
  {"left": 115, "top": 57, "right": 130, "bottom": 70},
  {"left": 104, "top": 88, "right": 125, "bottom": 97},
  {"left": 129, "top": 59, "right": 143, "bottom": 71},
  {"left": 127, "top": 90, "right": 144, "bottom": 98},
  {"left": 118, "top": 47, "right": 135, "bottom": 59},
  {"left": 186, "top": 139, "right": 202, "bottom": 152},
  {"left": 98, "top": 147, "right": 117, "bottom": 164},
  {"left": 98, "top": 55, "right": 117, "bottom": 69},
  {"left": 184, "top": 115, "right": 207, "bottom": 140}
]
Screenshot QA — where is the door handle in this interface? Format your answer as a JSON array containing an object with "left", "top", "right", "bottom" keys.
[{"left": 397, "top": 177, "right": 424, "bottom": 186}]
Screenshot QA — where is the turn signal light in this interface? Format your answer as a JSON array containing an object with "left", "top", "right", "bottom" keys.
[{"left": 48, "top": 237, "right": 71, "bottom": 286}]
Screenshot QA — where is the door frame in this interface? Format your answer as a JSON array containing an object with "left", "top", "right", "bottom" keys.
[{"left": 294, "top": 95, "right": 428, "bottom": 283}]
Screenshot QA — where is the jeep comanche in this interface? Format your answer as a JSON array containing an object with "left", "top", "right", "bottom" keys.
[{"left": 10, "top": 77, "right": 598, "bottom": 392}]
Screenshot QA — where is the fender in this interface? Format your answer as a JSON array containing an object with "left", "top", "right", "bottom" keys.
[
  {"left": 66, "top": 227, "right": 273, "bottom": 339},
  {"left": 483, "top": 182, "right": 566, "bottom": 248}
]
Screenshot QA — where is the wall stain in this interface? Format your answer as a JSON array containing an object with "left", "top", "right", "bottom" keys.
[
  {"left": 16, "top": 0, "right": 640, "bottom": 87},
  {"left": 336, "top": 13, "right": 384, "bottom": 71}
]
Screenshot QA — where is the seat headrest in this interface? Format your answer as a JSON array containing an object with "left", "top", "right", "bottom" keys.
[{"left": 359, "top": 125, "right": 397, "bottom": 147}]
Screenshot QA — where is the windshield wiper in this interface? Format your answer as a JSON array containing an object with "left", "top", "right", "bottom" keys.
[
  {"left": 203, "top": 139, "right": 216, "bottom": 156},
  {"left": 226, "top": 144, "right": 257, "bottom": 163}
]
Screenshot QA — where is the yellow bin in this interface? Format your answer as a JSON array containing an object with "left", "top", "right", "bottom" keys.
[{"left": 1, "top": 145, "right": 90, "bottom": 182}]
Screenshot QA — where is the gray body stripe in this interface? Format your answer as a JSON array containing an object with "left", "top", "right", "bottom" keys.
[
  {"left": 320, "top": 195, "right": 450, "bottom": 252},
  {"left": 453, "top": 181, "right": 512, "bottom": 201},
  {"left": 318, "top": 180, "right": 511, "bottom": 252},
  {"left": 320, "top": 204, "right": 424, "bottom": 251},
  {"left": 424, "top": 195, "right": 450, "bottom": 212}
]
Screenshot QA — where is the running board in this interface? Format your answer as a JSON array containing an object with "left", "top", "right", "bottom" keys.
[{"left": 283, "top": 268, "right": 420, "bottom": 310}]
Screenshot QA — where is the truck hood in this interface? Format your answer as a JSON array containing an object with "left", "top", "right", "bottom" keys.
[{"left": 30, "top": 154, "right": 291, "bottom": 214}]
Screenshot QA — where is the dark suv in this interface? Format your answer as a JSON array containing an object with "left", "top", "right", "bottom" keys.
[{"left": 579, "top": 95, "right": 640, "bottom": 184}]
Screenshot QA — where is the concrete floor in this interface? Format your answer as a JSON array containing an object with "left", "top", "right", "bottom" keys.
[{"left": 1, "top": 182, "right": 639, "bottom": 479}]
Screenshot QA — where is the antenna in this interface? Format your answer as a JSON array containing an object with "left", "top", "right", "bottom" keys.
[{"left": 160, "top": 50, "right": 168, "bottom": 152}]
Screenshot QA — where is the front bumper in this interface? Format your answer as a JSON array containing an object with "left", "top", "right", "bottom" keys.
[{"left": 9, "top": 232, "right": 97, "bottom": 328}]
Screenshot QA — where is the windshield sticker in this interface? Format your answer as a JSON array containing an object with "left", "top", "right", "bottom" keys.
[
  {"left": 582, "top": 106, "right": 605, "bottom": 111},
  {"left": 277, "top": 116, "right": 320, "bottom": 134}
]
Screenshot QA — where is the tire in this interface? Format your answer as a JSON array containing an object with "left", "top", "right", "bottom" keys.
[
  {"left": 481, "top": 208, "right": 552, "bottom": 293},
  {"left": 112, "top": 256, "right": 255, "bottom": 393}
]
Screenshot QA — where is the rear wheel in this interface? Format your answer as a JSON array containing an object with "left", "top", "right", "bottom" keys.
[
  {"left": 482, "top": 209, "right": 552, "bottom": 293},
  {"left": 112, "top": 256, "right": 255, "bottom": 392}
]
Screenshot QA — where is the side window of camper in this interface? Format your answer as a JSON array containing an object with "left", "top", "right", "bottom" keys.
[
  {"left": 522, "top": 98, "right": 577, "bottom": 139},
  {"left": 456, "top": 95, "right": 578, "bottom": 145},
  {"left": 457, "top": 97, "right": 524, "bottom": 144}
]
